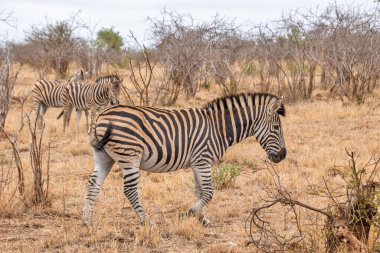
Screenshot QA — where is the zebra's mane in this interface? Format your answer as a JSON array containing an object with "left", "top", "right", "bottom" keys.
[
  {"left": 203, "top": 93, "right": 286, "bottom": 116},
  {"left": 95, "top": 75, "right": 120, "bottom": 82}
]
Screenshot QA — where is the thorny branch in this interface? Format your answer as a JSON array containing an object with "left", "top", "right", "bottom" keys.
[{"left": 246, "top": 152, "right": 380, "bottom": 252}]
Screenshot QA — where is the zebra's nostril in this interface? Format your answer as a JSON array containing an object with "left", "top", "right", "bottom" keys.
[{"left": 279, "top": 148, "right": 287, "bottom": 159}]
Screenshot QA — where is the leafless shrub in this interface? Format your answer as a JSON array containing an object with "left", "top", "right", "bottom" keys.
[
  {"left": 0, "top": 112, "right": 51, "bottom": 209},
  {"left": 208, "top": 18, "right": 248, "bottom": 95},
  {"left": 0, "top": 127, "right": 25, "bottom": 197},
  {"left": 0, "top": 159, "right": 14, "bottom": 209},
  {"left": 27, "top": 115, "right": 51, "bottom": 206},
  {"left": 17, "top": 89, "right": 29, "bottom": 132},
  {"left": 0, "top": 51, "right": 19, "bottom": 130},
  {"left": 246, "top": 152, "right": 380, "bottom": 252},
  {"left": 10, "top": 42, "right": 50, "bottom": 80},
  {"left": 0, "top": 9, "right": 15, "bottom": 28},
  {"left": 24, "top": 14, "right": 83, "bottom": 80},
  {"left": 314, "top": 3, "right": 380, "bottom": 104},
  {"left": 74, "top": 23, "right": 112, "bottom": 78},
  {"left": 150, "top": 11, "right": 250, "bottom": 103},
  {"left": 149, "top": 11, "right": 213, "bottom": 103},
  {"left": 247, "top": 2, "right": 380, "bottom": 103},
  {"left": 125, "top": 32, "right": 157, "bottom": 106},
  {"left": 248, "top": 22, "right": 319, "bottom": 101}
]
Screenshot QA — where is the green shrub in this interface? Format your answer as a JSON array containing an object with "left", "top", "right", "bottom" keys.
[
  {"left": 212, "top": 162, "right": 240, "bottom": 189},
  {"left": 200, "top": 81, "right": 211, "bottom": 90}
]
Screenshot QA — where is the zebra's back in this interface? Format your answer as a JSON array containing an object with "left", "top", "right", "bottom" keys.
[
  {"left": 32, "top": 80, "right": 66, "bottom": 108},
  {"left": 94, "top": 105, "right": 211, "bottom": 172},
  {"left": 63, "top": 82, "right": 105, "bottom": 110}
]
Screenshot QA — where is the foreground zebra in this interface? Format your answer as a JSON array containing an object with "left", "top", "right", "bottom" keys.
[
  {"left": 82, "top": 93, "right": 286, "bottom": 226},
  {"left": 60, "top": 76, "right": 122, "bottom": 132}
]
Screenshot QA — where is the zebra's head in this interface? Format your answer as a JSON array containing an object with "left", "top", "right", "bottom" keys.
[
  {"left": 256, "top": 97, "right": 286, "bottom": 163},
  {"left": 108, "top": 77, "right": 122, "bottom": 105},
  {"left": 69, "top": 69, "right": 90, "bottom": 82}
]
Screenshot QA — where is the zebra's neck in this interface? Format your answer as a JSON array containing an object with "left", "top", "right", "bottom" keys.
[{"left": 205, "top": 93, "right": 274, "bottom": 150}]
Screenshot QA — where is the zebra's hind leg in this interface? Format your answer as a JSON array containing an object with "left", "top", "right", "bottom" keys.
[
  {"left": 82, "top": 148, "right": 115, "bottom": 225},
  {"left": 63, "top": 106, "right": 73, "bottom": 134},
  {"left": 116, "top": 151, "right": 151, "bottom": 224},
  {"left": 189, "top": 163, "right": 213, "bottom": 227},
  {"left": 84, "top": 110, "right": 90, "bottom": 133}
]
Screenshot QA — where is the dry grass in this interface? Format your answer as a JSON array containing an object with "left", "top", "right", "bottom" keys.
[{"left": 1, "top": 66, "right": 380, "bottom": 252}]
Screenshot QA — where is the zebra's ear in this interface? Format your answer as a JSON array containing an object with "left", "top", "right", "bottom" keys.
[
  {"left": 268, "top": 98, "right": 283, "bottom": 116},
  {"left": 80, "top": 69, "right": 84, "bottom": 78}
]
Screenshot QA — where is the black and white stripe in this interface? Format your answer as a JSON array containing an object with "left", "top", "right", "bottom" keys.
[
  {"left": 31, "top": 70, "right": 88, "bottom": 128},
  {"left": 32, "top": 80, "right": 67, "bottom": 128},
  {"left": 95, "top": 75, "right": 121, "bottom": 84},
  {"left": 82, "top": 93, "right": 286, "bottom": 226},
  {"left": 61, "top": 78, "right": 121, "bottom": 132}
]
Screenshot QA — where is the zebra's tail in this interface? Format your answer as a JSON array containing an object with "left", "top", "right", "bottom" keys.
[
  {"left": 89, "top": 122, "right": 112, "bottom": 151},
  {"left": 57, "top": 110, "right": 64, "bottom": 120}
]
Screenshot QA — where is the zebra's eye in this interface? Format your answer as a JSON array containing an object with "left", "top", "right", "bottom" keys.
[{"left": 273, "top": 124, "right": 279, "bottom": 130}]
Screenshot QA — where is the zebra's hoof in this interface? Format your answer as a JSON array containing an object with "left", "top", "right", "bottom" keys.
[
  {"left": 187, "top": 208, "right": 211, "bottom": 227},
  {"left": 178, "top": 212, "right": 188, "bottom": 221},
  {"left": 81, "top": 219, "right": 91, "bottom": 227},
  {"left": 201, "top": 217, "right": 211, "bottom": 227},
  {"left": 140, "top": 217, "right": 156, "bottom": 228},
  {"left": 187, "top": 207, "right": 201, "bottom": 217}
]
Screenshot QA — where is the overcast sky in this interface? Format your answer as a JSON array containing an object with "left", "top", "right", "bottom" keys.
[{"left": 0, "top": 0, "right": 375, "bottom": 45}]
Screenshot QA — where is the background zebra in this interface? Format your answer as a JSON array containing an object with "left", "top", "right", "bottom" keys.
[
  {"left": 95, "top": 75, "right": 121, "bottom": 84},
  {"left": 56, "top": 74, "right": 122, "bottom": 132},
  {"left": 82, "top": 93, "right": 286, "bottom": 226},
  {"left": 31, "top": 69, "right": 87, "bottom": 128},
  {"left": 69, "top": 69, "right": 90, "bottom": 82},
  {"left": 60, "top": 77, "right": 122, "bottom": 132}
]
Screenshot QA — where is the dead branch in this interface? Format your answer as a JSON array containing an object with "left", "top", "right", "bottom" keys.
[
  {"left": 0, "top": 126, "right": 24, "bottom": 197},
  {"left": 127, "top": 31, "right": 157, "bottom": 106},
  {"left": 0, "top": 54, "right": 20, "bottom": 130},
  {"left": 246, "top": 152, "right": 380, "bottom": 252},
  {"left": 27, "top": 114, "right": 50, "bottom": 206}
]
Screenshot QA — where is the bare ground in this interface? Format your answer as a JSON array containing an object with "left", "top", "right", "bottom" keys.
[{"left": 1, "top": 73, "right": 380, "bottom": 252}]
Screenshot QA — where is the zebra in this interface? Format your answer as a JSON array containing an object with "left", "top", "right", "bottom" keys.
[
  {"left": 31, "top": 69, "right": 87, "bottom": 128},
  {"left": 57, "top": 74, "right": 123, "bottom": 132},
  {"left": 82, "top": 92, "right": 287, "bottom": 227},
  {"left": 95, "top": 75, "right": 121, "bottom": 84},
  {"left": 60, "top": 78, "right": 122, "bottom": 133},
  {"left": 69, "top": 69, "right": 91, "bottom": 82}
]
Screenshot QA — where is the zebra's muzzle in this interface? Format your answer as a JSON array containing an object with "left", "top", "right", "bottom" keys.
[{"left": 268, "top": 148, "right": 286, "bottom": 163}]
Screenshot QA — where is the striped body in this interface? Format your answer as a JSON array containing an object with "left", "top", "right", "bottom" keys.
[
  {"left": 61, "top": 79, "right": 121, "bottom": 132},
  {"left": 32, "top": 69, "right": 89, "bottom": 129},
  {"left": 63, "top": 82, "right": 113, "bottom": 110},
  {"left": 95, "top": 75, "right": 121, "bottom": 84},
  {"left": 32, "top": 80, "right": 67, "bottom": 128},
  {"left": 83, "top": 93, "right": 286, "bottom": 225},
  {"left": 32, "top": 80, "right": 66, "bottom": 109}
]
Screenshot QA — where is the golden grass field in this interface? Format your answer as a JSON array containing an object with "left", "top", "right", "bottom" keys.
[{"left": 1, "top": 67, "right": 380, "bottom": 252}]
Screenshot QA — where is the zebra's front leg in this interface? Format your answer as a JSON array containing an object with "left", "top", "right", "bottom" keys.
[
  {"left": 63, "top": 106, "right": 73, "bottom": 134},
  {"left": 88, "top": 108, "right": 97, "bottom": 134},
  {"left": 37, "top": 103, "right": 48, "bottom": 129},
  {"left": 82, "top": 148, "right": 115, "bottom": 225},
  {"left": 84, "top": 110, "right": 90, "bottom": 133},
  {"left": 189, "top": 163, "right": 213, "bottom": 226},
  {"left": 75, "top": 109, "right": 83, "bottom": 132}
]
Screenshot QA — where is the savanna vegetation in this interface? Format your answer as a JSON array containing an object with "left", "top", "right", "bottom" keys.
[{"left": 1, "top": 2, "right": 380, "bottom": 252}]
